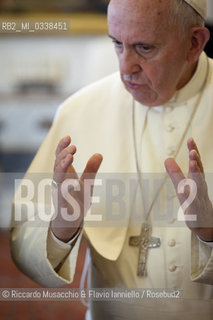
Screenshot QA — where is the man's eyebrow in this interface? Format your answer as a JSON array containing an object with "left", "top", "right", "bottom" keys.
[
  {"left": 108, "top": 34, "right": 153, "bottom": 46},
  {"left": 108, "top": 35, "right": 119, "bottom": 41}
]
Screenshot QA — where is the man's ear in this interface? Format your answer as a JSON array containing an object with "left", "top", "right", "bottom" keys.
[{"left": 187, "top": 27, "right": 210, "bottom": 63}]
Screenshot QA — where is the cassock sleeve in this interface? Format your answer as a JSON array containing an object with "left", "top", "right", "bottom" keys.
[
  {"left": 9, "top": 74, "right": 126, "bottom": 288},
  {"left": 47, "top": 229, "right": 78, "bottom": 269},
  {"left": 10, "top": 213, "right": 83, "bottom": 287},
  {"left": 191, "top": 232, "right": 213, "bottom": 284},
  {"left": 9, "top": 97, "right": 85, "bottom": 288}
]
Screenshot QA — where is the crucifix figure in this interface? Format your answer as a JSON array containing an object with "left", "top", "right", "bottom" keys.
[{"left": 129, "top": 222, "right": 161, "bottom": 277}]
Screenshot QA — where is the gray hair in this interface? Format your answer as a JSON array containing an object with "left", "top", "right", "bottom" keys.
[{"left": 169, "top": 0, "right": 205, "bottom": 33}]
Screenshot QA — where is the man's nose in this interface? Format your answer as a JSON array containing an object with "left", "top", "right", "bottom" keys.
[{"left": 119, "top": 50, "right": 141, "bottom": 75}]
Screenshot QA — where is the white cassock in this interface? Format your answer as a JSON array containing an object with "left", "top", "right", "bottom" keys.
[{"left": 11, "top": 52, "right": 213, "bottom": 319}]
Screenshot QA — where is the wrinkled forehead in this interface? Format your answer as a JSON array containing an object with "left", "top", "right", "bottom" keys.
[
  {"left": 108, "top": 0, "right": 170, "bottom": 20},
  {"left": 108, "top": 0, "right": 171, "bottom": 38}
]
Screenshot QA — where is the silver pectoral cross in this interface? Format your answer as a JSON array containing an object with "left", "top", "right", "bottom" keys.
[{"left": 129, "top": 222, "right": 161, "bottom": 277}]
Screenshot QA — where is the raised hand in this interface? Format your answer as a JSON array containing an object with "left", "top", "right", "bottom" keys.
[
  {"left": 164, "top": 138, "right": 213, "bottom": 242},
  {"left": 51, "top": 136, "right": 103, "bottom": 242}
]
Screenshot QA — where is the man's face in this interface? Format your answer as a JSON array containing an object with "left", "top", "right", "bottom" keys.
[{"left": 108, "top": 0, "right": 192, "bottom": 107}]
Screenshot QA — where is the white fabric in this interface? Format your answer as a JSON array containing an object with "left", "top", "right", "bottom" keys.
[
  {"left": 198, "top": 236, "right": 213, "bottom": 247},
  {"left": 184, "top": 0, "right": 206, "bottom": 19},
  {"left": 10, "top": 52, "right": 213, "bottom": 318},
  {"left": 206, "top": 0, "right": 213, "bottom": 23},
  {"left": 85, "top": 309, "right": 92, "bottom": 320},
  {"left": 80, "top": 248, "right": 91, "bottom": 308}
]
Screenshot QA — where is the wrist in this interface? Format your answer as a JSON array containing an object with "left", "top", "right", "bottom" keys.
[
  {"left": 194, "top": 227, "right": 213, "bottom": 242},
  {"left": 50, "top": 220, "right": 83, "bottom": 243}
]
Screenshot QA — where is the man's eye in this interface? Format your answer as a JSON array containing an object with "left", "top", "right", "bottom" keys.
[
  {"left": 136, "top": 45, "right": 152, "bottom": 52},
  {"left": 112, "top": 40, "right": 123, "bottom": 48}
]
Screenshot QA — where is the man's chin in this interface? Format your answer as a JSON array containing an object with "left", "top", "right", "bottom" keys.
[
  {"left": 125, "top": 87, "right": 158, "bottom": 107},
  {"left": 122, "top": 82, "right": 157, "bottom": 106}
]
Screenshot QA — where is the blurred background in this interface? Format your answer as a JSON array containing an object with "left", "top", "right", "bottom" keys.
[
  {"left": 0, "top": 0, "right": 213, "bottom": 319},
  {"left": 0, "top": 0, "right": 118, "bottom": 229},
  {"left": 0, "top": 1, "right": 117, "bottom": 320}
]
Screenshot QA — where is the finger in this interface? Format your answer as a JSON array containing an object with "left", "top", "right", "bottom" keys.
[
  {"left": 188, "top": 159, "right": 206, "bottom": 195},
  {"left": 164, "top": 158, "right": 185, "bottom": 190},
  {"left": 165, "top": 158, "right": 189, "bottom": 205},
  {"left": 54, "top": 145, "right": 77, "bottom": 169},
  {"left": 189, "top": 159, "right": 200, "bottom": 173},
  {"left": 80, "top": 153, "right": 103, "bottom": 183},
  {"left": 188, "top": 137, "right": 205, "bottom": 174},
  {"left": 189, "top": 150, "right": 204, "bottom": 173},
  {"left": 187, "top": 138, "right": 201, "bottom": 158},
  {"left": 55, "top": 136, "right": 71, "bottom": 157},
  {"left": 53, "top": 154, "right": 74, "bottom": 183}
]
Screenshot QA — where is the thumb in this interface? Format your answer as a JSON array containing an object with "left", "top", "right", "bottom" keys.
[
  {"left": 80, "top": 153, "right": 103, "bottom": 183},
  {"left": 164, "top": 158, "right": 185, "bottom": 191}
]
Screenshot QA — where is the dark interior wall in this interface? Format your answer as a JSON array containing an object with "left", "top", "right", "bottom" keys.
[{"left": 205, "top": 24, "right": 213, "bottom": 58}]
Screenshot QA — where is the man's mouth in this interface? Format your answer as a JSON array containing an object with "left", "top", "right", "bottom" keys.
[{"left": 124, "top": 81, "right": 143, "bottom": 90}]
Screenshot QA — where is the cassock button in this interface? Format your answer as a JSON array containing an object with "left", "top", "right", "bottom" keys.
[
  {"left": 168, "top": 239, "right": 176, "bottom": 247},
  {"left": 166, "top": 124, "right": 175, "bottom": 132},
  {"left": 169, "top": 264, "right": 177, "bottom": 272},
  {"left": 166, "top": 148, "right": 176, "bottom": 156}
]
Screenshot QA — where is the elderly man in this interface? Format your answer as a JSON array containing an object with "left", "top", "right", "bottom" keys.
[{"left": 11, "top": 0, "right": 213, "bottom": 319}]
